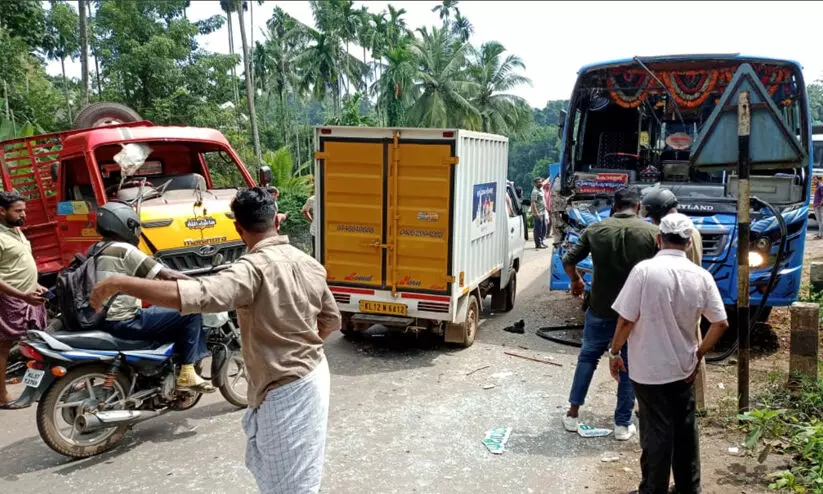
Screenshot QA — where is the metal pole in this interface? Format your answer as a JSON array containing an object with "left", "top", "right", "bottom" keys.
[{"left": 736, "top": 90, "right": 751, "bottom": 413}]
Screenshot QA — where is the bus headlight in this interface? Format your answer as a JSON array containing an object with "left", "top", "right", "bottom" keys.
[{"left": 748, "top": 251, "right": 766, "bottom": 268}]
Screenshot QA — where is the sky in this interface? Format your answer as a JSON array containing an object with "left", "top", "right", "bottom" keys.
[{"left": 47, "top": 1, "right": 823, "bottom": 109}]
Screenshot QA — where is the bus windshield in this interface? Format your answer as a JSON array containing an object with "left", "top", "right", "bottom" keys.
[{"left": 562, "top": 59, "right": 809, "bottom": 203}]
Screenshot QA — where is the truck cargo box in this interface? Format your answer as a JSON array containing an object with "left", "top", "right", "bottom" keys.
[{"left": 314, "top": 126, "right": 524, "bottom": 347}]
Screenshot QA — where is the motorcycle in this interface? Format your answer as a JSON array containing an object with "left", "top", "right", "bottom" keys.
[{"left": 5, "top": 311, "right": 247, "bottom": 458}]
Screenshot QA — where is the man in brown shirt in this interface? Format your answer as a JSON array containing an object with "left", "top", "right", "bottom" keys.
[{"left": 91, "top": 187, "right": 341, "bottom": 493}]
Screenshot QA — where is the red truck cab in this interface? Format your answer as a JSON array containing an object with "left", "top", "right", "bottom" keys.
[{"left": 0, "top": 120, "right": 258, "bottom": 283}]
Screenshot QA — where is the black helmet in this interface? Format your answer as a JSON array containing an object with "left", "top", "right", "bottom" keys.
[
  {"left": 96, "top": 202, "right": 141, "bottom": 245},
  {"left": 641, "top": 186, "right": 678, "bottom": 221}
]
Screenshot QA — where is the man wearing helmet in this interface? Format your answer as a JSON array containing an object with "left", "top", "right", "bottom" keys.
[
  {"left": 93, "top": 201, "right": 213, "bottom": 392},
  {"left": 641, "top": 186, "right": 702, "bottom": 265}
]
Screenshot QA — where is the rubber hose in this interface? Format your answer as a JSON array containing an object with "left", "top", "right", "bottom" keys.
[
  {"left": 704, "top": 196, "right": 788, "bottom": 363},
  {"left": 535, "top": 324, "right": 584, "bottom": 347}
]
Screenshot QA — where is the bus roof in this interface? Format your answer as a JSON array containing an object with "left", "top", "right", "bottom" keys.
[{"left": 577, "top": 54, "right": 804, "bottom": 77}]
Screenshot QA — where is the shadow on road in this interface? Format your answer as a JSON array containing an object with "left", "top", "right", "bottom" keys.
[{"left": 0, "top": 401, "right": 240, "bottom": 480}]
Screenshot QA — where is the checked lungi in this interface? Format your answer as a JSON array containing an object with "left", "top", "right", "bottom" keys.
[{"left": 242, "top": 358, "right": 331, "bottom": 494}]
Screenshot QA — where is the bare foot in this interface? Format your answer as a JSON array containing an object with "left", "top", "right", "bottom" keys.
[{"left": 0, "top": 392, "right": 13, "bottom": 406}]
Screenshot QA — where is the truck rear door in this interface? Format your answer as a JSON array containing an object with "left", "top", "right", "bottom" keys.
[{"left": 318, "top": 135, "right": 454, "bottom": 294}]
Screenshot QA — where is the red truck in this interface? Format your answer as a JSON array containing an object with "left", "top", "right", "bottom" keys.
[{"left": 0, "top": 103, "right": 266, "bottom": 284}]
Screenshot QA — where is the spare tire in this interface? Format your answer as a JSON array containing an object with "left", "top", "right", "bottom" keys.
[{"left": 72, "top": 102, "right": 142, "bottom": 130}]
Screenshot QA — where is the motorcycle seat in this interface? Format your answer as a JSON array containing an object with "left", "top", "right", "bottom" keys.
[{"left": 49, "top": 331, "right": 162, "bottom": 351}]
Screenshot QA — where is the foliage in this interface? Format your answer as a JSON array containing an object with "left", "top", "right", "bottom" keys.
[
  {"left": 808, "top": 83, "right": 823, "bottom": 125},
  {"left": 738, "top": 375, "right": 823, "bottom": 491}
]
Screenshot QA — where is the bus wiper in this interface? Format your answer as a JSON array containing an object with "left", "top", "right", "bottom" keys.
[{"left": 632, "top": 56, "right": 687, "bottom": 130}]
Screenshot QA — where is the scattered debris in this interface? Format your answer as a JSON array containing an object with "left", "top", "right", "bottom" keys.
[
  {"left": 504, "top": 351, "right": 563, "bottom": 367},
  {"left": 490, "top": 371, "right": 513, "bottom": 379},
  {"left": 578, "top": 424, "right": 612, "bottom": 438},
  {"left": 517, "top": 345, "right": 529, "bottom": 350},
  {"left": 728, "top": 446, "right": 739, "bottom": 454},
  {"left": 503, "top": 320, "right": 526, "bottom": 334},
  {"left": 623, "top": 467, "right": 633, "bottom": 473},
  {"left": 601, "top": 452, "right": 620, "bottom": 463},
  {"left": 482, "top": 427, "right": 512, "bottom": 454},
  {"left": 482, "top": 384, "right": 496, "bottom": 390},
  {"left": 718, "top": 383, "right": 726, "bottom": 390},
  {"left": 466, "top": 365, "right": 490, "bottom": 376}
]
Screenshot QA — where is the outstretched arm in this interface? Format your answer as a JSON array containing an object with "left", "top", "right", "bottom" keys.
[{"left": 91, "top": 276, "right": 181, "bottom": 312}]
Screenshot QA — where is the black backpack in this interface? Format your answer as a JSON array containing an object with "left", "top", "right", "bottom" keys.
[{"left": 55, "top": 241, "right": 114, "bottom": 332}]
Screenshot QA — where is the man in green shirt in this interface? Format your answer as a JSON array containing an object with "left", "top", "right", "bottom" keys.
[{"left": 561, "top": 186, "right": 658, "bottom": 441}]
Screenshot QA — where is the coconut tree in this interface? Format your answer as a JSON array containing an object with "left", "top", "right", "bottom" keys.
[
  {"left": 372, "top": 34, "right": 416, "bottom": 126},
  {"left": 407, "top": 26, "right": 479, "bottom": 129},
  {"left": 44, "top": 1, "right": 80, "bottom": 124},
  {"left": 78, "top": 0, "right": 89, "bottom": 106},
  {"left": 452, "top": 11, "right": 473, "bottom": 43},
  {"left": 467, "top": 41, "right": 533, "bottom": 136},
  {"left": 219, "top": 0, "right": 240, "bottom": 105},
  {"left": 432, "top": 0, "right": 460, "bottom": 24}
]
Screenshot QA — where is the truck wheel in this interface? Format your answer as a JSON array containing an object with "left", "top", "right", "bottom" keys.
[
  {"left": 503, "top": 272, "right": 517, "bottom": 312},
  {"left": 340, "top": 312, "right": 360, "bottom": 340},
  {"left": 446, "top": 294, "right": 480, "bottom": 348},
  {"left": 72, "top": 102, "right": 142, "bottom": 129}
]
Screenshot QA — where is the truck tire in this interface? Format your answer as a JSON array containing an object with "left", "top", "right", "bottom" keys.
[
  {"left": 72, "top": 102, "right": 142, "bottom": 129},
  {"left": 446, "top": 294, "right": 479, "bottom": 348},
  {"left": 503, "top": 272, "right": 516, "bottom": 312}
]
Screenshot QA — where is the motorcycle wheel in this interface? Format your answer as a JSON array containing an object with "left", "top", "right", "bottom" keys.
[
  {"left": 218, "top": 350, "right": 248, "bottom": 408},
  {"left": 36, "top": 364, "right": 130, "bottom": 458}
]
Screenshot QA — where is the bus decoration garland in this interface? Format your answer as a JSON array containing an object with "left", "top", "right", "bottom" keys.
[
  {"left": 662, "top": 70, "right": 719, "bottom": 108},
  {"left": 607, "top": 65, "right": 796, "bottom": 109},
  {"left": 606, "top": 69, "right": 651, "bottom": 108}
]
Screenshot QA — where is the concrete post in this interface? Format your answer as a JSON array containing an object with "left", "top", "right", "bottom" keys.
[{"left": 789, "top": 302, "right": 820, "bottom": 389}]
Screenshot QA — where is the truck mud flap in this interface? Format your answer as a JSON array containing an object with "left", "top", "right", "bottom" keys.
[
  {"left": 210, "top": 344, "right": 229, "bottom": 388},
  {"left": 444, "top": 289, "right": 479, "bottom": 343}
]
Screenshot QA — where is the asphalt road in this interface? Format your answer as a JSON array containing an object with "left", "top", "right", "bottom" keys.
[{"left": 0, "top": 245, "right": 638, "bottom": 494}]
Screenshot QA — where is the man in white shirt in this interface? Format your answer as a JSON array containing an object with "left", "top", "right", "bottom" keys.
[{"left": 608, "top": 213, "right": 729, "bottom": 494}]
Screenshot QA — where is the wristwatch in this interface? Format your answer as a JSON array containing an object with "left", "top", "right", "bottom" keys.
[{"left": 607, "top": 348, "right": 621, "bottom": 360}]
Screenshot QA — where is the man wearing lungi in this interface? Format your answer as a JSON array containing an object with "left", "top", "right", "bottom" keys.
[
  {"left": 90, "top": 187, "right": 342, "bottom": 493},
  {"left": 0, "top": 191, "right": 48, "bottom": 405}
]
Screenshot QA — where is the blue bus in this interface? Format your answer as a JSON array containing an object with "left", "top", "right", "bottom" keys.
[{"left": 550, "top": 54, "right": 811, "bottom": 324}]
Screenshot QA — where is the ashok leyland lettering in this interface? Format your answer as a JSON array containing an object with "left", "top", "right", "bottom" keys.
[{"left": 550, "top": 55, "right": 811, "bottom": 327}]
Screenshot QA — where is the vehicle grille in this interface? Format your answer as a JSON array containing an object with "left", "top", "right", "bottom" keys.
[
  {"left": 418, "top": 301, "right": 450, "bottom": 313},
  {"left": 155, "top": 242, "right": 247, "bottom": 273},
  {"left": 701, "top": 233, "right": 727, "bottom": 258},
  {"left": 333, "top": 293, "right": 351, "bottom": 305}
]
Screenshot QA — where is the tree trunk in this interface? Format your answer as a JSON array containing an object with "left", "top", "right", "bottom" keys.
[
  {"left": 227, "top": 11, "right": 240, "bottom": 105},
  {"left": 237, "top": 4, "right": 262, "bottom": 165},
  {"left": 249, "top": 0, "right": 254, "bottom": 90},
  {"left": 60, "top": 58, "right": 73, "bottom": 124},
  {"left": 78, "top": 0, "right": 89, "bottom": 107}
]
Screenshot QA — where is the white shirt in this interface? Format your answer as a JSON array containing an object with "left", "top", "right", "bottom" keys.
[{"left": 611, "top": 249, "right": 726, "bottom": 385}]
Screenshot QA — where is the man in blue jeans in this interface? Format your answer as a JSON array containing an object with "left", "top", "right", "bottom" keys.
[
  {"left": 93, "top": 202, "right": 214, "bottom": 393},
  {"left": 561, "top": 186, "right": 658, "bottom": 440}
]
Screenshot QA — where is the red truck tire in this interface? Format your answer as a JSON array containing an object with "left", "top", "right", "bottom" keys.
[{"left": 72, "top": 102, "right": 142, "bottom": 129}]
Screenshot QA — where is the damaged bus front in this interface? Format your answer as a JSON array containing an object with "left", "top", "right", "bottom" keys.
[{"left": 550, "top": 55, "right": 811, "bottom": 321}]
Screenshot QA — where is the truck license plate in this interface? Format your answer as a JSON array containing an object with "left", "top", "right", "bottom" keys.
[
  {"left": 23, "top": 368, "right": 45, "bottom": 388},
  {"left": 359, "top": 300, "right": 408, "bottom": 316}
]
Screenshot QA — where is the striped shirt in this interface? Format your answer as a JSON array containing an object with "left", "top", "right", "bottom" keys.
[{"left": 95, "top": 242, "right": 163, "bottom": 321}]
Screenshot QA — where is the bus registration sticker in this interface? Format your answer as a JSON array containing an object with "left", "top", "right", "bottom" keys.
[{"left": 359, "top": 301, "right": 408, "bottom": 316}]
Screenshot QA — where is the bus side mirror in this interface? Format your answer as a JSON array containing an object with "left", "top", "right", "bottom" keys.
[
  {"left": 50, "top": 163, "right": 59, "bottom": 182},
  {"left": 258, "top": 165, "right": 272, "bottom": 187},
  {"left": 558, "top": 110, "right": 567, "bottom": 138}
]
